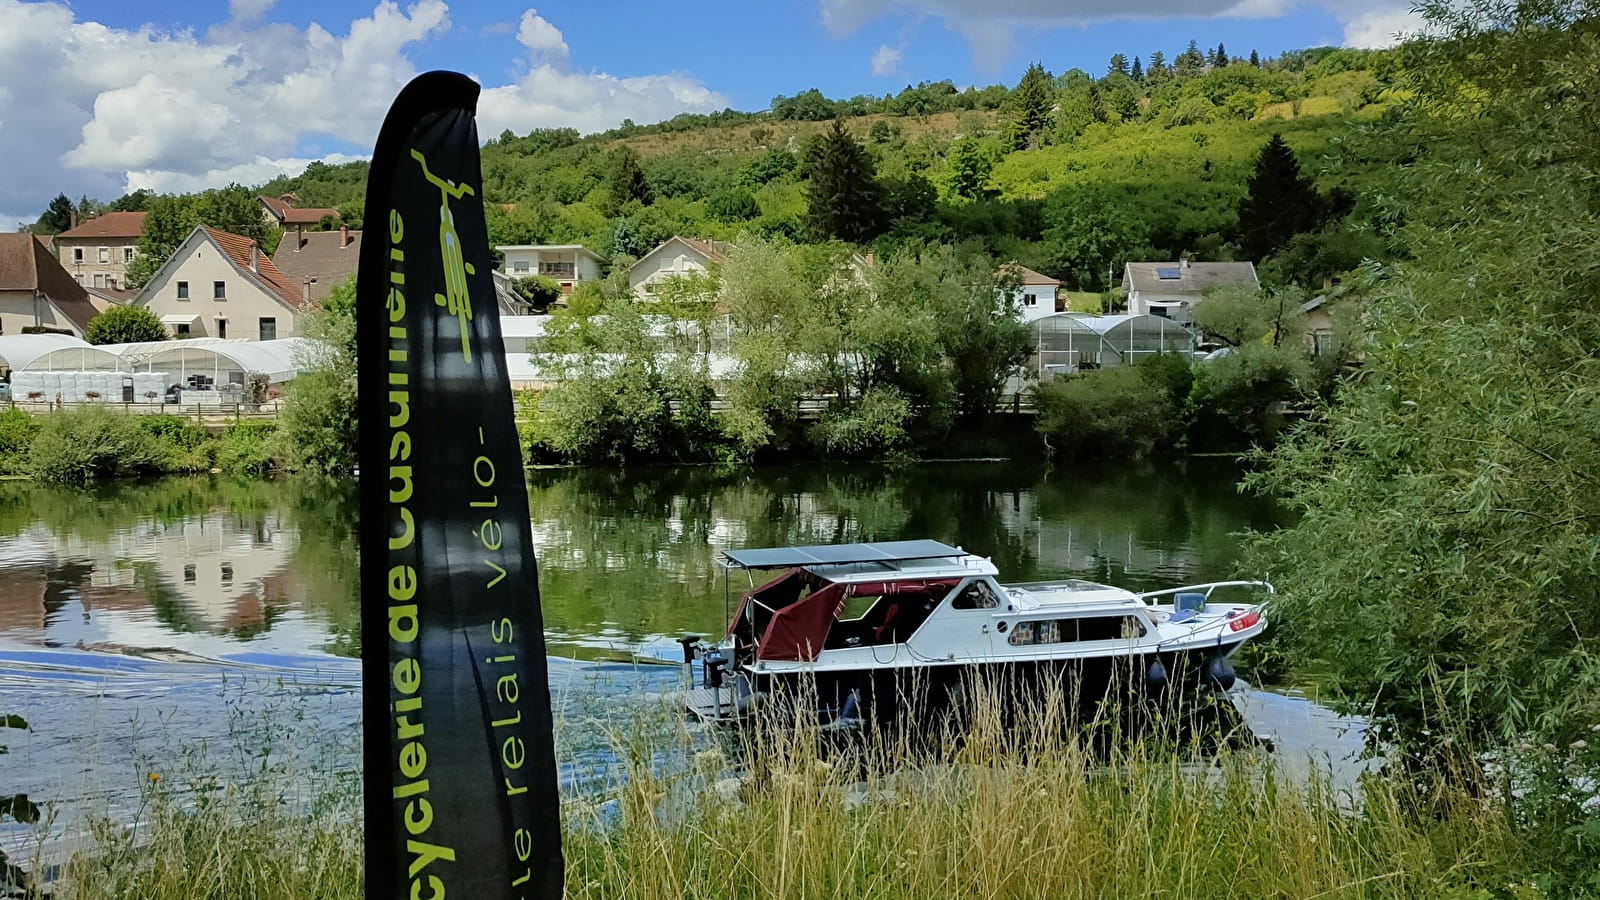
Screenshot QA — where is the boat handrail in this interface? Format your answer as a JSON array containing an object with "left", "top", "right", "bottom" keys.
[{"left": 1136, "top": 580, "right": 1274, "bottom": 605}]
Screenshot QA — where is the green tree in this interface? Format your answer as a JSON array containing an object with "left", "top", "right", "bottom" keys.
[
  {"left": 35, "top": 193, "right": 74, "bottom": 234},
  {"left": 1215, "top": 43, "right": 1230, "bottom": 66},
  {"left": 803, "top": 120, "right": 886, "bottom": 244},
  {"left": 1235, "top": 134, "right": 1326, "bottom": 261},
  {"left": 124, "top": 194, "right": 197, "bottom": 289},
  {"left": 276, "top": 276, "right": 356, "bottom": 474},
  {"left": 608, "top": 146, "right": 654, "bottom": 210},
  {"left": 108, "top": 189, "right": 153, "bottom": 212},
  {"left": 946, "top": 137, "right": 993, "bottom": 200},
  {"left": 1108, "top": 53, "right": 1130, "bottom": 76},
  {"left": 1176, "top": 40, "right": 1206, "bottom": 77},
  {"left": 1131, "top": 56, "right": 1144, "bottom": 80},
  {"left": 1007, "top": 63, "right": 1057, "bottom": 150},
  {"left": 1148, "top": 50, "right": 1168, "bottom": 80},
  {"left": 1249, "top": 49, "right": 1261, "bottom": 67},
  {"left": 1246, "top": 0, "right": 1600, "bottom": 773},
  {"left": 85, "top": 306, "right": 168, "bottom": 345},
  {"left": 707, "top": 187, "right": 761, "bottom": 222},
  {"left": 512, "top": 275, "right": 563, "bottom": 313}
]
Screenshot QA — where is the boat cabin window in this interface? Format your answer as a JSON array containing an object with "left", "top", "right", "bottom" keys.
[
  {"left": 1007, "top": 615, "right": 1148, "bottom": 646},
  {"left": 951, "top": 579, "right": 1000, "bottom": 610},
  {"left": 825, "top": 587, "right": 944, "bottom": 648}
]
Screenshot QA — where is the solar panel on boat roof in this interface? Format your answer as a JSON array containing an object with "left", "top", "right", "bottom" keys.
[{"left": 722, "top": 540, "right": 964, "bottom": 569}]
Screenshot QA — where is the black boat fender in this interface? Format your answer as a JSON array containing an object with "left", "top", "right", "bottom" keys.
[
  {"left": 1146, "top": 658, "right": 1169, "bottom": 688},
  {"left": 1205, "top": 654, "right": 1236, "bottom": 691}
]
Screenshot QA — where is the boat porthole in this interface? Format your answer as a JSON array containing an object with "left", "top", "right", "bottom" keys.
[{"left": 996, "top": 621, "right": 1008, "bottom": 633}]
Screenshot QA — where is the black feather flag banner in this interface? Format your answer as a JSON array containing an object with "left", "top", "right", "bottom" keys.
[{"left": 356, "top": 71, "right": 563, "bottom": 900}]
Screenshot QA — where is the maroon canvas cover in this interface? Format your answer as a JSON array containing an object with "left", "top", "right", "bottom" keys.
[{"left": 756, "top": 582, "right": 847, "bottom": 662}]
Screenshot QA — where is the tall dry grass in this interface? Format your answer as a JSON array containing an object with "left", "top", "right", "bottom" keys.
[{"left": 41, "top": 674, "right": 1527, "bottom": 900}]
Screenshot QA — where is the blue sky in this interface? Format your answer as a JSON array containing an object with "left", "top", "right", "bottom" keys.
[{"left": 0, "top": 0, "right": 1418, "bottom": 226}]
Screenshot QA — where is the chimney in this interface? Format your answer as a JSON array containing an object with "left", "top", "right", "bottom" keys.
[
  {"left": 249, "top": 244, "right": 259, "bottom": 273},
  {"left": 340, "top": 224, "right": 350, "bottom": 248},
  {"left": 69, "top": 210, "right": 79, "bottom": 230},
  {"left": 295, "top": 223, "right": 304, "bottom": 250},
  {"left": 303, "top": 278, "right": 312, "bottom": 304},
  {"left": 1180, "top": 255, "right": 1191, "bottom": 270}
]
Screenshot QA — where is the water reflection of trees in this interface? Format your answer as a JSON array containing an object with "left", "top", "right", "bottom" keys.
[
  {"left": 0, "top": 463, "right": 1283, "bottom": 656},
  {"left": 527, "top": 460, "right": 1285, "bottom": 644}
]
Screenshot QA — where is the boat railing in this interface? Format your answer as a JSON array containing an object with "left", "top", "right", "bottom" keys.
[{"left": 1136, "top": 580, "right": 1275, "bottom": 605}]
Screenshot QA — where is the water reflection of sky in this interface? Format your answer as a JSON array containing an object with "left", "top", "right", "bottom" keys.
[{"left": 0, "top": 466, "right": 1362, "bottom": 866}]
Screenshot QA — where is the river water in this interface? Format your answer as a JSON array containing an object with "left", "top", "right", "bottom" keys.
[{"left": 0, "top": 460, "right": 1363, "bottom": 856}]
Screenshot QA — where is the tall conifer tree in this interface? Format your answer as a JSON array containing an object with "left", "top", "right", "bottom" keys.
[
  {"left": 608, "top": 146, "right": 654, "bottom": 210},
  {"left": 1007, "top": 63, "right": 1057, "bottom": 150},
  {"left": 1130, "top": 56, "right": 1144, "bottom": 80},
  {"left": 803, "top": 120, "right": 885, "bottom": 243},
  {"left": 1236, "top": 133, "right": 1325, "bottom": 260}
]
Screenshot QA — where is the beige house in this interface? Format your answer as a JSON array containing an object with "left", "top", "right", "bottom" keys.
[
  {"left": 627, "top": 236, "right": 732, "bottom": 299},
  {"left": 53, "top": 211, "right": 147, "bottom": 292},
  {"left": 1122, "top": 259, "right": 1259, "bottom": 325},
  {"left": 272, "top": 226, "right": 362, "bottom": 304},
  {"left": 134, "top": 227, "right": 306, "bottom": 341},
  {"left": 0, "top": 234, "right": 102, "bottom": 338},
  {"left": 496, "top": 244, "right": 602, "bottom": 295}
]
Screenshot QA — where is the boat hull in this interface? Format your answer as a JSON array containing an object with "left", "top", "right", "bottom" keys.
[{"left": 740, "top": 645, "right": 1246, "bottom": 731}]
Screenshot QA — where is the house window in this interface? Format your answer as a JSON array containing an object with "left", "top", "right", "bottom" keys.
[
  {"left": 1311, "top": 332, "right": 1333, "bottom": 357},
  {"left": 124, "top": 247, "right": 135, "bottom": 263},
  {"left": 1023, "top": 293, "right": 1037, "bottom": 307},
  {"left": 72, "top": 248, "right": 83, "bottom": 263},
  {"left": 98, "top": 247, "right": 109, "bottom": 263},
  {"left": 175, "top": 323, "right": 191, "bottom": 337},
  {"left": 213, "top": 281, "right": 226, "bottom": 300},
  {"left": 216, "top": 318, "right": 227, "bottom": 339},
  {"left": 259, "top": 317, "right": 277, "bottom": 341},
  {"left": 183, "top": 564, "right": 196, "bottom": 583},
  {"left": 177, "top": 281, "right": 189, "bottom": 300}
]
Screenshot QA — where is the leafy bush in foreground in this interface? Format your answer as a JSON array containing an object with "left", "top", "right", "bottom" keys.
[{"left": 28, "top": 407, "right": 173, "bottom": 483}]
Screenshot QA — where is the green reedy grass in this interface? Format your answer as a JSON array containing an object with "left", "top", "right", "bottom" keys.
[{"left": 44, "top": 681, "right": 1527, "bottom": 900}]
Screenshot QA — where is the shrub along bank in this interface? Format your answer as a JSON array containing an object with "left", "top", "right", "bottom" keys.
[{"left": 0, "top": 407, "right": 277, "bottom": 483}]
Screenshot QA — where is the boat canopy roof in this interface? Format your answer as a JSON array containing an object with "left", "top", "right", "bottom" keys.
[{"left": 721, "top": 540, "right": 966, "bottom": 571}]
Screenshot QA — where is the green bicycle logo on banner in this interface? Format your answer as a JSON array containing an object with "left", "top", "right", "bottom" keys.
[{"left": 412, "top": 148, "right": 477, "bottom": 362}]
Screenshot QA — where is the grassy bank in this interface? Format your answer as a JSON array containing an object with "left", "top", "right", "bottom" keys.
[{"left": 21, "top": 687, "right": 1550, "bottom": 900}]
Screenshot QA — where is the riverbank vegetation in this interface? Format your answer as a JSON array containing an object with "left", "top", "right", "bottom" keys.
[
  {"left": 27, "top": 684, "right": 1584, "bottom": 900},
  {"left": 0, "top": 407, "right": 277, "bottom": 483},
  {"left": 1241, "top": 0, "right": 1600, "bottom": 884}
]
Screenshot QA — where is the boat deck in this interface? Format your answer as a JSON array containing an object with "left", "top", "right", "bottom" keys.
[{"left": 684, "top": 686, "right": 745, "bottom": 723}]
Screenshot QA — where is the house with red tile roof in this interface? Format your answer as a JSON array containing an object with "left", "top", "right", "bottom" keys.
[
  {"left": 259, "top": 193, "right": 339, "bottom": 231},
  {"left": 0, "top": 232, "right": 105, "bottom": 338},
  {"left": 52, "top": 211, "right": 148, "bottom": 292},
  {"left": 272, "top": 226, "right": 362, "bottom": 304},
  {"left": 132, "top": 226, "right": 308, "bottom": 341}
]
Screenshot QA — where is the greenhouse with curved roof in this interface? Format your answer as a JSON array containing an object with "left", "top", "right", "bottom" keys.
[
  {"left": 0, "top": 334, "right": 130, "bottom": 374},
  {"left": 1030, "top": 314, "right": 1198, "bottom": 379},
  {"left": 104, "top": 338, "right": 318, "bottom": 385}
]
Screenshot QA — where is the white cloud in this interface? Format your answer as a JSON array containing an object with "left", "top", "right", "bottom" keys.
[
  {"left": 126, "top": 153, "right": 364, "bottom": 196},
  {"left": 871, "top": 44, "right": 903, "bottom": 76},
  {"left": 1339, "top": 3, "right": 1426, "bottom": 46},
  {"left": 0, "top": 1, "right": 725, "bottom": 227},
  {"left": 229, "top": 0, "right": 278, "bottom": 23},
  {"left": 515, "top": 9, "right": 569, "bottom": 62},
  {"left": 477, "top": 11, "right": 727, "bottom": 137}
]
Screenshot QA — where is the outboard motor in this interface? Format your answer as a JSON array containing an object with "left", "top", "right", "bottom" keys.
[
  {"left": 703, "top": 649, "right": 729, "bottom": 689},
  {"left": 676, "top": 634, "right": 702, "bottom": 685},
  {"left": 1205, "top": 654, "right": 1236, "bottom": 691}
]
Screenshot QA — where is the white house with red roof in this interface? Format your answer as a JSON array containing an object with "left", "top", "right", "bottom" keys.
[
  {"left": 998, "top": 263, "right": 1062, "bottom": 323},
  {"left": 52, "top": 211, "right": 148, "bottom": 291},
  {"left": 133, "top": 227, "right": 308, "bottom": 341}
]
